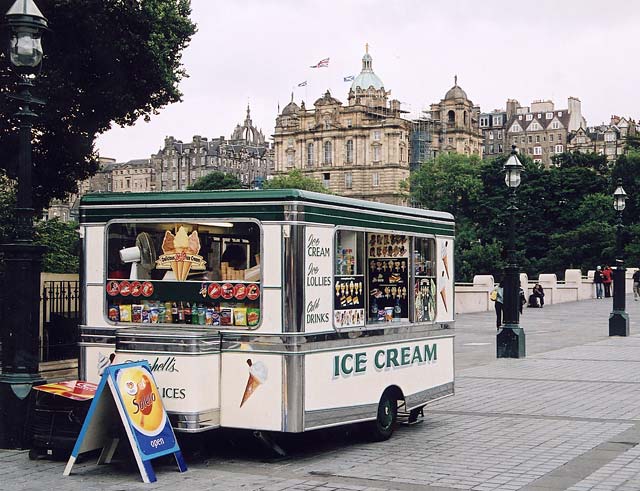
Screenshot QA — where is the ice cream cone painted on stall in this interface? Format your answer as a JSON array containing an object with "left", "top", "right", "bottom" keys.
[
  {"left": 240, "top": 359, "right": 268, "bottom": 407},
  {"left": 440, "top": 287, "right": 448, "bottom": 312},
  {"left": 441, "top": 240, "right": 450, "bottom": 279}
]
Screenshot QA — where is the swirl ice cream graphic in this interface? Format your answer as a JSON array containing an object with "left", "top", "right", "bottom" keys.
[
  {"left": 156, "top": 225, "right": 206, "bottom": 280},
  {"left": 441, "top": 240, "right": 450, "bottom": 279},
  {"left": 240, "top": 359, "right": 268, "bottom": 407}
]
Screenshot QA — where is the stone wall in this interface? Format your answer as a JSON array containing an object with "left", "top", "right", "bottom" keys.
[{"left": 455, "top": 268, "right": 639, "bottom": 314}]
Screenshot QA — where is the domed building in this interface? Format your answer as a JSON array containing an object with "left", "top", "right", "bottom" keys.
[
  {"left": 428, "top": 77, "right": 483, "bottom": 157},
  {"left": 273, "top": 46, "right": 412, "bottom": 206}
]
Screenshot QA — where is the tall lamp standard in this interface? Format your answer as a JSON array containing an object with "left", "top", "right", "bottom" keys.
[
  {"left": 497, "top": 145, "right": 525, "bottom": 358},
  {"left": 609, "top": 179, "right": 629, "bottom": 336},
  {"left": 0, "top": 0, "right": 48, "bottom": 449}
]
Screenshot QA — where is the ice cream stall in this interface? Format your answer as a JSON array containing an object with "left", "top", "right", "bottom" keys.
[{"left": 79, "top": 189, "right": 455, "bottom": 440}]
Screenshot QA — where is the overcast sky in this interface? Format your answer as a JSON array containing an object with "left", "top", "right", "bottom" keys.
[{"left": 96, "top": 0, "right": 640, "bottom": 163}]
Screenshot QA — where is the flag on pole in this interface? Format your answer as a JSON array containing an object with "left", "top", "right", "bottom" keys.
[
  {"left": 343, "top": 75, "right": 354, "bottom": 82},
  {"left": 297, "top": 81, "right": 307, "bottom": 87},
  {"left": 310, "top": 57, "right": 329, "bottom": 68}
]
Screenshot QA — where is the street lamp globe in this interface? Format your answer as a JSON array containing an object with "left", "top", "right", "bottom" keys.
[
  {"left": 613, "top": 179, "right": 627, "bottom": 212},
  {"left": 5, "top": 0, "right": 48, "bottom": 70},
  {"left": 504, "top": 145, "right": 523, "bottom": 189}
]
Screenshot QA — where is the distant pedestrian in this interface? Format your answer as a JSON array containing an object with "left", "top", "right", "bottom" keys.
[
  {"left": 602, "top": 265, "right": 613, "bottom": 298},
  {"left": 519, "top": 286, "right": 527, "bottom": 314},
  {"left": 491, "top": 283, "right": 504, "bottom": 329},
  {"left": 593, "top": 266, "right": 604, "bottom": 299},
  {"left": 531, "top": 283, "right": 545, "bottom": 308},
  {"left": 633, "top": 270, "right": 640, "bottom": 301}
]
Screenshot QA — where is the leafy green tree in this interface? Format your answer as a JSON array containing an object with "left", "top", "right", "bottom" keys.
[
  {"left": 552, "top": 151, "right": 609, "bottom": 175},
  {"left": 0, "top": 0, "right": 197, "bottom": 210},
  {"left": 188, "top": 171, "right": 243, "bottom": 190},
  {"left": 34, "top": 219, "right": 80, "bottom": 273},
  {"left": 0, "top": 170, "right": 16, "bottom": 243},
  {"left": 263, "top": 170, "right": 332, "bottom": 193}
]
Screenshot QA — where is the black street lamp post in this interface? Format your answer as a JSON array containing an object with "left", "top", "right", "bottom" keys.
[
  {"left": 497, "top": 145, "right": 525, "bottom": 358},
  {"left": 609, "top": 179, "right": 629, "bottom": 336},
  {"left": 0, "top": 0, "right": 48, "bottom": 449}
]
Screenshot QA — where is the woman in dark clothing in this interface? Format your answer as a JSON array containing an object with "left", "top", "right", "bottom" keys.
[
  {"left": 532, "top": 283, "right": 544, "bottom": 308},
  {"left": 593, "top": 266, "right": 604, "bottom": 299}
]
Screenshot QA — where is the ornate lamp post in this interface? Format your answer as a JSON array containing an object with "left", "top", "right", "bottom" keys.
[
  {"left": 609, "top": 179, "right": 629, "bottom": 336},
  {"left": 497, "top": 145, "right": 525, "bottom": 358},
  {"left": 0, "top": 0, "right": 48, "bottom": 449}
]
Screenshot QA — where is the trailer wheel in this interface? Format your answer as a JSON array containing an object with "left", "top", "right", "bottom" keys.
[{"left": 369, "top": 392, "right": 397, "bottom": 441}]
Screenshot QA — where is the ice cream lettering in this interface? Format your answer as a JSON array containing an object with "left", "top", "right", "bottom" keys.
[{"left": 240, "top": 359, "right": 268, "bottom": 407}]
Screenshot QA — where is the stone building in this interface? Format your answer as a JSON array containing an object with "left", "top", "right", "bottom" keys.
[
  {"left": 505, "top": 98, "right": 585, "bottom": 167},
  {"left": 272, "top": 47, "right": 412, "bottom": 205},
  {"left": 479, "top": 109, "right": 507, "bottom": 158},
  {"left": 153, "top": 105, "right": 272, "bottom": 191},
  {"left": 111, "top": 158, "right": 155, "bottom": 193},
  {"left": 427, "top": 77, "right": 483, "bottom": 158},
  {"left": 567, "top": 115, "right": 637, "bottom": 162}
]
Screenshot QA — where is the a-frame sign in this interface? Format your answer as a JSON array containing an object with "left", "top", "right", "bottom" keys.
[{"left": 63, "top": 361, "right": 187, "bottom": 483}]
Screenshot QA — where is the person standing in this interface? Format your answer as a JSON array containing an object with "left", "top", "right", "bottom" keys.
[
  {"left": 633, "top": 269, "right": 640, "bottom": 301},
  {"left": 532, "top": 283, "right": 545, "bottom": 308},
  {"left": 602, "top": 265, "right": 613, "bottom": 298},
  {"left": 593, "top": 266, "right": 604, "bottom": 299},
  {"left": 491, "top": 283, "right": 504, "bottom": 329}
]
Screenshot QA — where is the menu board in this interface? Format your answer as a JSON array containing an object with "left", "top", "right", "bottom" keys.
[
  {"left": 333, "top": 276, "right": 365, "bottom": 328},
  {"left": 367, "top": 233, "right": 409, "bottom": 322}
]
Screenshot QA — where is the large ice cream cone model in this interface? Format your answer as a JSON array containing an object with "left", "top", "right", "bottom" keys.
[
  {"left": 156, "top": 225, "right": 205, "bottom": 280},
  {"left": 240, "top": 359, "right": 268, "bottom": 407}
]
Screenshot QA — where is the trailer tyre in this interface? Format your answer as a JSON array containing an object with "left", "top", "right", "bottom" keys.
[{"left": 369, "top": 392, "right": 397, "bottom": 441}]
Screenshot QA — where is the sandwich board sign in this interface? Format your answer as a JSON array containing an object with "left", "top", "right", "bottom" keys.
[{"left": 63, "top": 361, "right": 187, "bottom": 483}]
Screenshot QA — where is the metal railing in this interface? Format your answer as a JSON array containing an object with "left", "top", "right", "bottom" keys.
[{"left": 41, "top": 280, "right": 80, "bottom": 362}]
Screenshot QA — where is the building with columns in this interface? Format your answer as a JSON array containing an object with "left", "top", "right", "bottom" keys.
[
  {"left": 273, "top": 47, "right": 412, "bottom": 205},
  {"left": 426, "top": 77, "right": 483, "bottom": 158}
]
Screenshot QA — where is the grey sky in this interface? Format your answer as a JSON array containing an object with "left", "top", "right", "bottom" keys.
[{"left": 96, "top": 0, "right": 640, "bottom": 162}]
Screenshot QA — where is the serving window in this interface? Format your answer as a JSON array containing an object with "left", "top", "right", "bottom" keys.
[
  {"left": 333, "top": 230, "right": 365, "bottom": 328},
  {"left": 105, "top": 220, "right": 261, "bottom": 328},
  {"left": 414, "top": 237, "right": 437, "bottom": 322}
]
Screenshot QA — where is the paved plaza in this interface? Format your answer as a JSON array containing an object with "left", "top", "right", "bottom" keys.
[{"left": 3, "top": 296, "right": 640, "bottom": 490}]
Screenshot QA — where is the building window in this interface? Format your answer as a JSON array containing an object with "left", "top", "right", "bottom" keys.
[
  {"left": 536, "top": 135, "right": 540, "bottom": 143},
  {"left": 307, "top": 142, "right": 314, "bottom": 166},
  {"left": 480, "top": 117, "right": 489, "bottom": 127},
  {"left": 489, "top": 144, "right": 494, "bottom": 153},
  {"left": 373, "top": 145, "right": 381, "bottom": 161},
  {"left": 346, "top": 139, "right": 354, "bottom": 164},
  {"left": 577, "top": 136, "right": 585, "bottom": 144},
  {"left": 494, "top": 116, "right": 502, "bottom": 126},
  {"left": 534, "top": 158, "right": 542, "bottom": 164},
  {"left": 558, "top": 111, "right": 563, "bottom": 117},
  {"left": 546, "top": 112, "right": 553, "bottom": 119},
  {"left": 400, "top": 146, "right": 404, "bottom": 162},
  {"left": 537, "top": 114, "right": 542, "bottom": 119},
  {"left": 528, "top": 135, "right": 533, "bottom": 143},
  {"left": 557, "top": 134, "right": 562, "bottom": 142},
  {"left": 345, "top": 172, "right": 352, "bottom": 189},
  {"left": 512, "top": 136, "right": 518, "bottom": 144},
  {"left": 372, "top": 172, "right": 379, "bottom": 187},
  {"left": 448, "top": 137, "right": 453, "bottom": 144},
  {"left": 605, "top": 133, "right": 616, "bottom": 142},
  {"left": 497, "top": 130, "right": 503, "bottom": 140},
  {"left": 346, "top": 119, "right": 352, "bottom": 128},
  {"left": 534, "top": 146, "right": 542, "bottom": 155},
  {"left": 555, "top": 144, "right": 564, "bottom": 153},
  {"left": 373, "top": 130, "right": 381, "bottom": 141},
  {"left": 489, "top": 131, "right": 494, "bottom": 140},
  {"left": 323, "top": 141, "right": 333, "bottom": 164},
  {"left": 520, "top": 136, "right": 525, "bottom": 143},
  {"left": 551, "top": 121, "right": 560, "bottom": 129},
  {"left": 526, "top": 114, "right": 533, "bottom": 121},
  {"left": 323, "top": 172, "right": 330, "bottom": 189},
  {"left": 287, "top": 153, "right": 294, "bottom": 167}
]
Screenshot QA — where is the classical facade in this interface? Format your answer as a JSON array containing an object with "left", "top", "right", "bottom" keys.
[
  {"left": 111, "top": 159, "right": 155, "bottom": 192},
  {"left": 273, "top": 48, "right": 412, "bottom": 205},
  {"left": 567, "top": 115, "right": 637, "bottom": 162},
  {"left": 427, "top": 78, "right": 483, "bottom": 158},
  {"left": 505, "top": 98, "right": 585, "bottom": 167},
  {"left": 153, "top": 106, "right": 272, "bottom": 191}
]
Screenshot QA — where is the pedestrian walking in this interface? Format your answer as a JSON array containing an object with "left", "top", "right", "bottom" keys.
[
  {"left": 593, "top": 266, "right": 604, "bottom": 299},
  {"left": 602, "top": 265, "right": 613, "bottom": 298},
  {"left": 519, "top": 286, "right": 526, "bottom": 314},
  {"left": 633, "top": 269, "right": 640, "bottom": 301},
  {"left": 491, "top": 282, "right": 504, "bottom": 329}
]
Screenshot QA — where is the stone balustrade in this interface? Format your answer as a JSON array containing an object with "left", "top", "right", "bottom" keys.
[{"left": 455, "top": 268, "right": 639, "bottom": 314}]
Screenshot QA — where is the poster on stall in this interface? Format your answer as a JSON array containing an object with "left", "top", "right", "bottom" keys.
[{"left": 63, "top": 361, "right": 187, "bottom": 483}]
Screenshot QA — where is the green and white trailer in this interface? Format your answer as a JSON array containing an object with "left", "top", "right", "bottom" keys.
[{"left": 78, "top": 189, "right": 455, "bottom": 440}]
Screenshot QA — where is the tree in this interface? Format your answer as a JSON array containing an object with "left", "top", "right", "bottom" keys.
[
  {"left": 0, "top": 0, "right": 197, "bottom": 211},
  {"left": 188, "top": 172, "right": 243, "bottom": 190},
  {"left": 552, "top": 151, "right": 609, "bottom": 175},
  {"left": 34, "top": 218, "right": 80, "bottom": 273},
  {"left": 263, "top": 170, "right": 332, "bottom": 194}
]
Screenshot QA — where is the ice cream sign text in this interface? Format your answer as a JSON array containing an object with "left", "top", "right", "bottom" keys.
[
  {"left": 304, "top": 229, "right": 333, "bottom": 329},
  {"left": 332, "top": 343, "right": 438, "bottom": 377}
]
